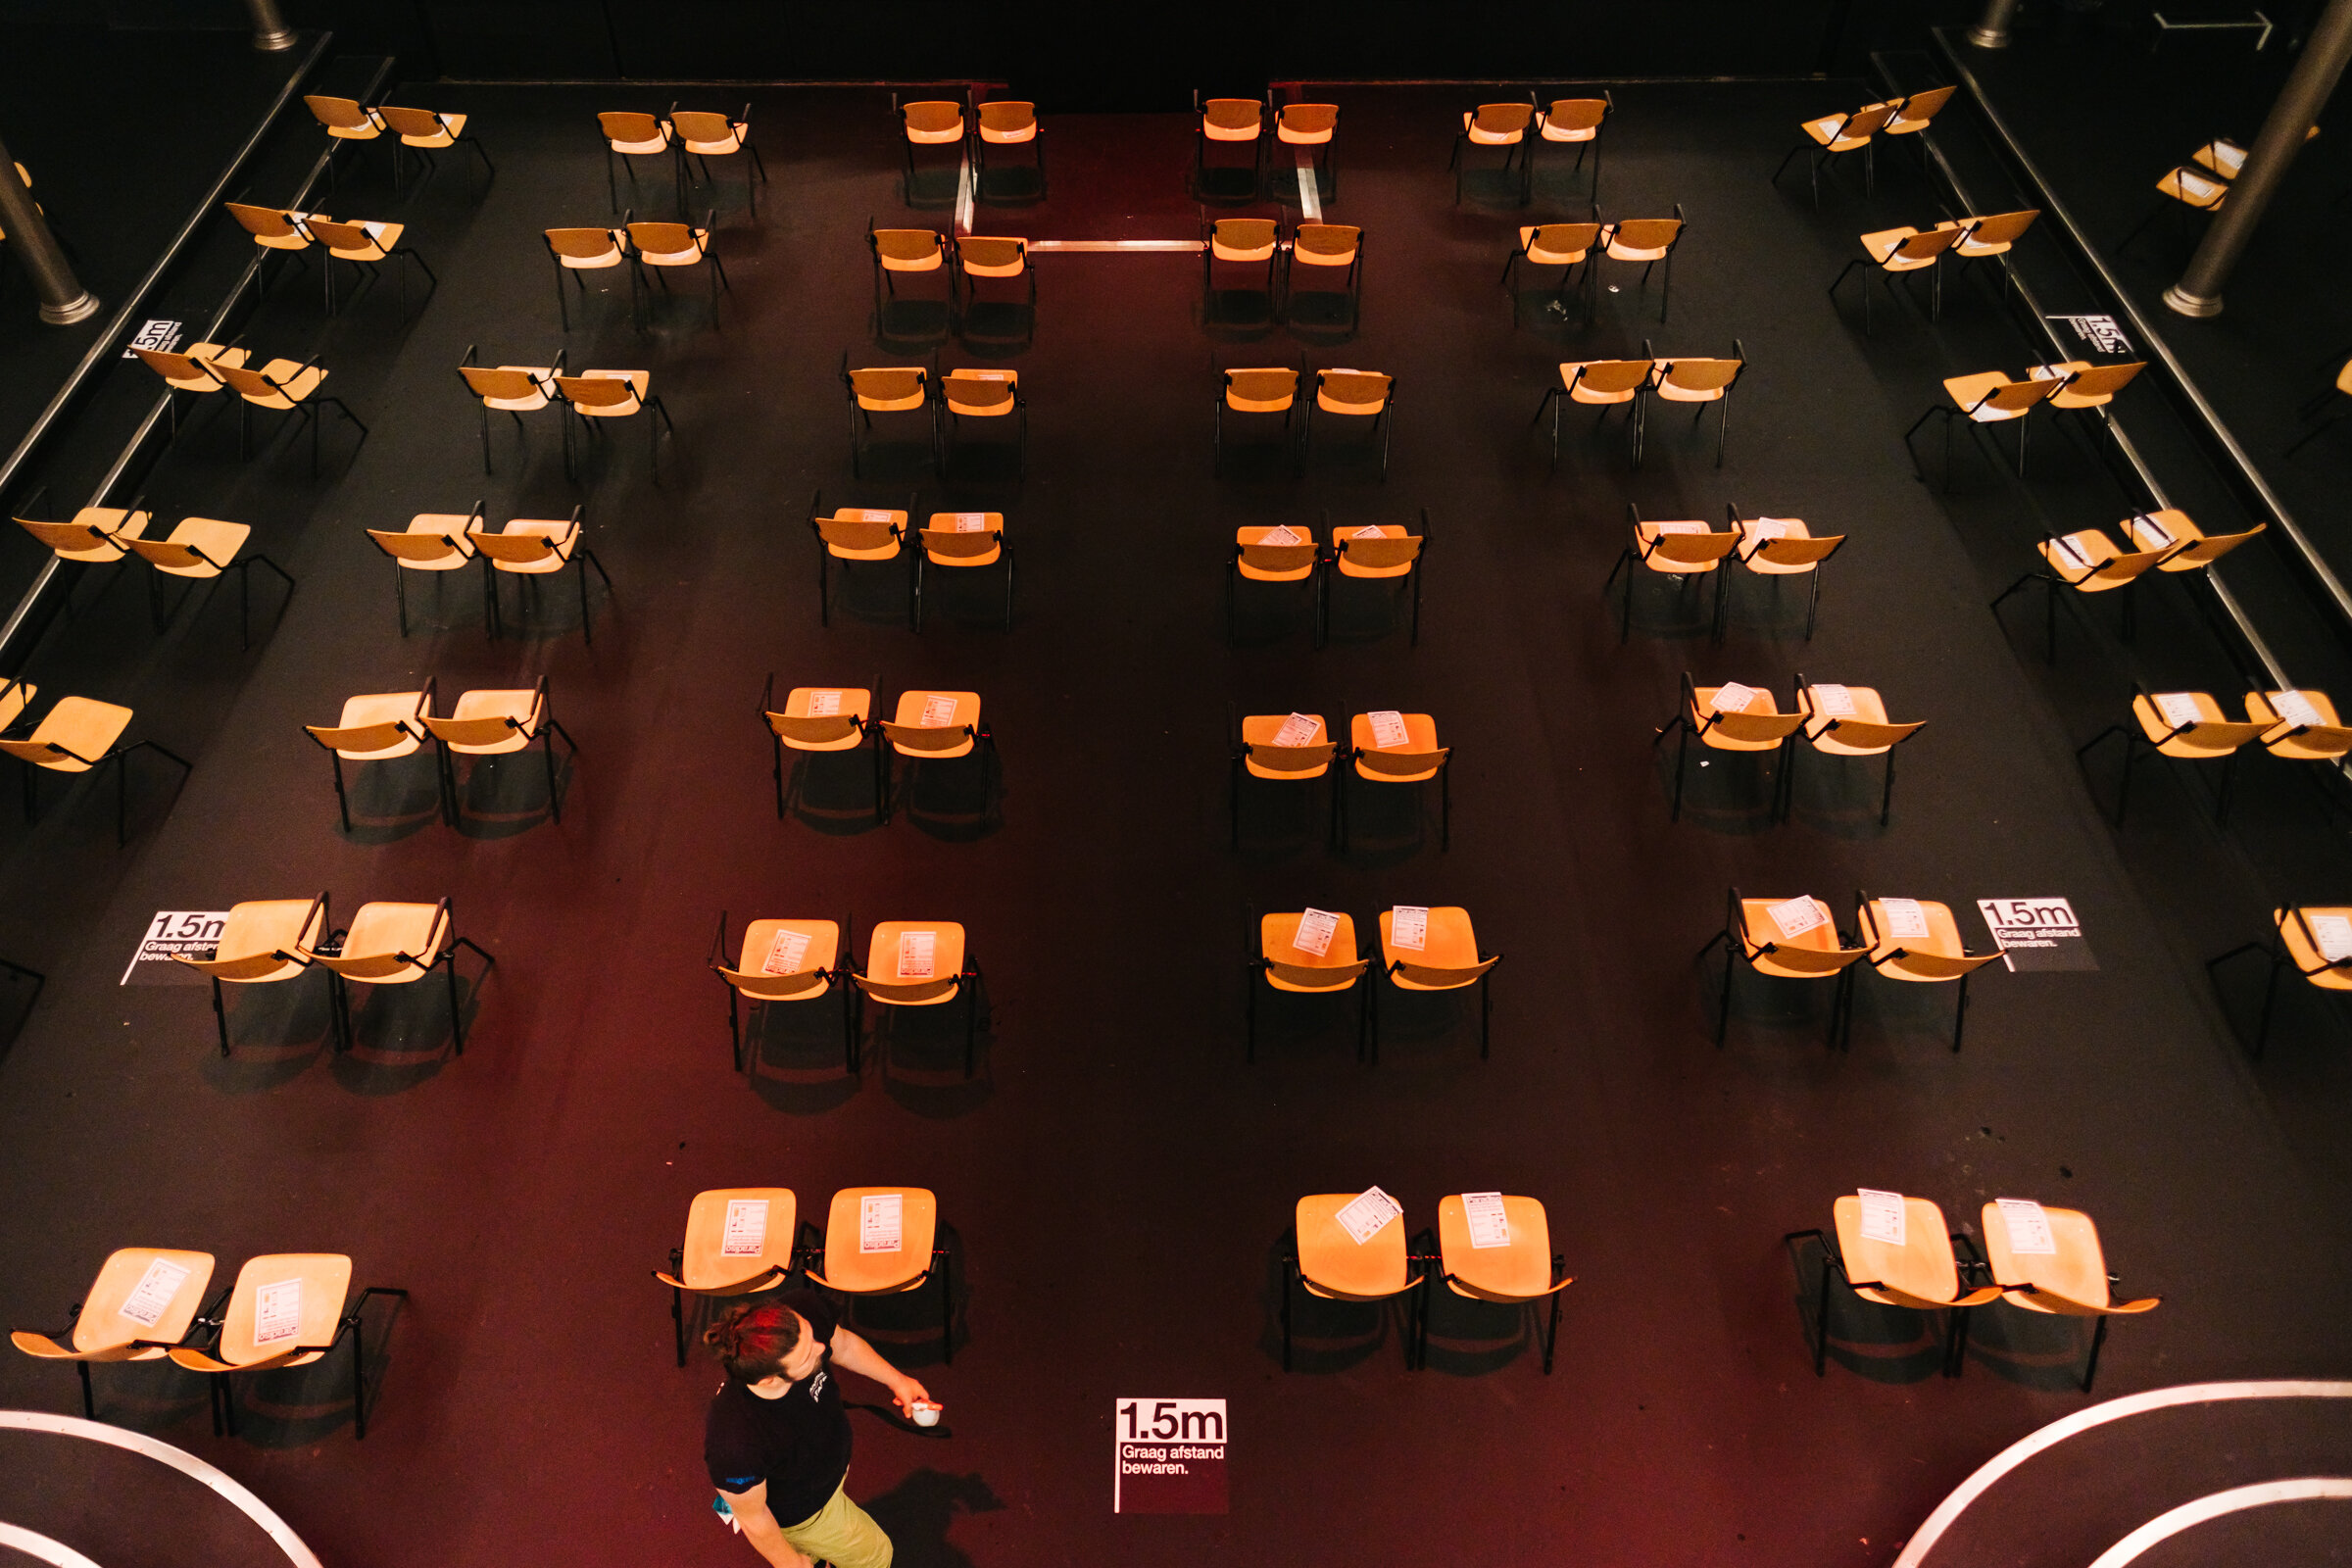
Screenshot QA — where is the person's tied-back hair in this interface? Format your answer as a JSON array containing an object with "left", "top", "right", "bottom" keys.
[{"left": 706, "top": 1299, "right": 803, "bottom": 1382}]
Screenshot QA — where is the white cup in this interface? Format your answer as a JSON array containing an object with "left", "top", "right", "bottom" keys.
[{"left": 909, "top": 1399, "right": 942, "bottom": 1427}]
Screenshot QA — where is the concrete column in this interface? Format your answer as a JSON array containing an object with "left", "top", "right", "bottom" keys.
[
  {"left": 1967, "top": 0, "right": 2025, "bottom": 49},
  {"left": 0, "top": 138, "right": 98, "bottom": 325},
  {"left": 245, "top": 0, "right": 297, "bottom": 52},
  {"left": 2166, "top": 0, "right": 2352, "bottom": 318}
]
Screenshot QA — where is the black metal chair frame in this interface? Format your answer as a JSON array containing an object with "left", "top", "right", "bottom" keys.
[
  {"left": 762, "top": 671, "right": 885, "bottom": 823},
  {"left": 1322, "top": 507, "right": 1428, "bottom": 648},
  {"left": 479, "top": 504, "right": 614, "bottom": 646},
  {"left": 1338, "top": 733, "right": 1450, "bottom": 854},
  {"left": 317, "top": 897, "right": 494, "bottom": 1057},
  {"left": 1698, "top": 887, "right": 1856, "bottom": 1052},
  {"left": 1412, "top": 1225, "right": 1563, "bottom": 1373},
  {"left": 460, "top": 344, "right": 565, "bottom": 475},
  {"left": 1777, "top": 1224, "right": 1976, "bottom": 1379},
  {"left": 1368, "top": 951, "right": 1494, "bottom": 1064},
  {"left": 1302, "top": 372, "right": 1394, "bottom": 481},
  {"left": 1605, "top": 507, "right": 1728, "bottom": 646},
  {"left": 808, "top": 487, "right": 917, "bottom": 629},
  {"left": 310, "top": 675, "right": 437, "bottom": 833},
  {"left": 710, "top": 907, "right": 858, "bottom": 1079},
  {"left": 435, "top": 675, "right": 580, "bottom": 828},
  {"left": 2075, "top": 684, "right": 2245, "bottom": 830},
  {"left": 142, "top": 537, "right": 296, "bottom": 652}
]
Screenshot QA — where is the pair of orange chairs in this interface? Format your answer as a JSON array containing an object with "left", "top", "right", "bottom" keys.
[
  {"left": 1248, "top": 906, "right": 1495, "bottom": 1063},
  {"left": 841, "top": 357, "right": 1026, "bottom": 478},
  {"left": 304, "top": 92, "right": 492, "bottom": 197},
  {"left": 867, "top": 224, "right": 1035, "bottom": 340},
  {"left": 657, "top": 1186, "right": 952, "bottom": 1368},
  {"left": 599, "top": 105, "right": 766, "bottom": 214},
  {"left": 710, "top": 914, "right": 984, "bottom": 1078},
  {"left": 1905, "top": 360, "right": 2144, "bottom": 489},
  {"left": 803, "top": 492, "right": 1013, "bottom": 631},
  {"left": 222, "top": 201, "right": 437, "bottom": 318},
  {"left": 1215, "top": 366, "right": 1396, "bottom": 479},
  {"left": 1231, "top": 707, "right": 1450, "bottom": 853},
  {"left": 1228, "top": 511, "right": 1426, "bottom": 646},
  {"left": 1654, "top": 672, "right": 1921, "bottom": 828},
  {"left": 2077, "top": 683, "right": 2352, "bottom": 830},
  {"left": 1285, "top": 1188, "right": 1569, "bottom": 1372},
  {"left": 1605, "top": 504, "right": 1843, "bottom": 643},
  {"left": 1534, "top": 338, "right": 1740, "bottom": 470},
  {"left": 1497, "top": 208, "right": 1686, "bottom": 325},
  {"left": 1771, "top": 85, "right": 1956, "bottom": 206},
  {"left": 1195, "top": 92, "right": 1337, "bottom": 197},
  {"left": 543, "top": 215, "right": 729, "bottom": 331},
  {"left": 13, "top": 1245, "right": 405, "bottom": 1435},
  {"left": 1827, "top": 209, "right": 2041, "bottom": 332},
  {"left": 1991, "top": 508, "right": 2264, "bottom": 662},
  {"left": 306, "top": 674, "right": 579, "bottom": 832},
  {"left": 1703, "top": 890, "right": 1997, "bottom": 1054},
  {"left": 1785, "top": 1190, "right": 2154, "bottom": 1389},
  {"left": 364, "top": 502, "right": 612, "bottom": 643},
  {"left": 761, "top": 673, "right": 995, "bottom": 827},
  {"left": 1201, "top": 218, "right": 1363, "bottom": 330},
  {"left": 131, "top": 341, "right": 368, "bottom": 477},
  {"left": 456, "top": 346, "right": 677, "bottom": 481},
  {"left": 897, "top": 95, "right": 1044, "bottom": 199},
  {"left": 13, "top": 494, "right": 296, "bottom": 652},
  {"left": 1451, "top": 92, "right": 1614, "bottom": 205}
]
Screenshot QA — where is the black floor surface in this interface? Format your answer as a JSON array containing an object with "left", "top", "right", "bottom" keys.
[{"left": 0, "top": 77, "right": 2348, "bottom": 1568}]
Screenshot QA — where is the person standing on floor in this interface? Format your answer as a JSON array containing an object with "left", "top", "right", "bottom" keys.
[{"left": 704, "top": 1293, "right": 932, "bottom": 1568}]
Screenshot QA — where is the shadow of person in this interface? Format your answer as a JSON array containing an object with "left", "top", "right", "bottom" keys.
[{"left": 858, "top": 1468, "right": 1004, "bottom": 1568}]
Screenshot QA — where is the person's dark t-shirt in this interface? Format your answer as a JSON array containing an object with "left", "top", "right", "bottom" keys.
[{"left": 704, "top": 1291, "right": 852, "bottom": 1528}]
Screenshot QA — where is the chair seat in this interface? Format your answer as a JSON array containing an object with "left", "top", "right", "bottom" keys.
[
  {"left": 863, "top": 924, "right": 966, "bottom": 999},
  {"left": 2037, "top": 529, "right": 2126, "bottom": 588},
  {"left": 1739, "top": 519, "right": 1821, "bottom": 574},
  {"left": 242, "top": 365, "right": 326, "bottom": 408},
  {"left": 2279, "top": 907, "right": 2352, "bottom": 991},
  {"left": 681, "top": 130, "right": 746, "bottom": 156},
  {"left": 254, "top": 231, "right": 310, "bottom": 252},
  {"left": 1379, "top": 906, "right": 1481, "bottom": 987},
  {"left": 323, "top": 220, "right": 403, "bottom": 260},
  {"left": 2132, "top": 693, "right": 2260, "bottom": 759},
  {"left": 638, "top": 244, "right": 708, "bottom": 268},
  {"left": 1801, "top": 115, "right": 1870, "bottom": 152},
  {"left": 1602, "top": 238, "right": 1671, "bottom": 263},
  {"left": 889, "top": 689, "right": 981, "bottom": 755},
  {"left": 1463, "top": 116, "right": 1525, "bottom": 146},
  {"left": 1211, "top": 238, "right": 1277, "bottom": 264},
  {"left": 2159, "top": 168, "right": 2229, "bottom": 210},
  {"left": 1318, "top": 391, "right": 1386, "bottom": 416},
  {"left": 906, "top": 123, "right": 965, "bottom": 145},
  {"left": 1692, "top": 688, "right": 1793, "bottom": 752},
  {"left": 328, "top": 902, "right": 447, "bottom": 983},
  {"left": 610, "top": 133, "right": 668, "bottom": 155},
  {"left": 398, "top": 111, "right": 465, "bottom": 147},
  {"left": 1654, "top": 377, "right": 1727, "bottom": 405},
  {"left": 145, "top": 518, "right": 252, "bottom": 579},
  {"left": 559, "top": 239, "right": 626, "bottom": 270},
  {"left": 1438, "top": 1194, "right": 1558, "bottom": 1298},
  {"left": 327, "top": 123, "right": 381, "bottom": 141},
  {"left": 1801, "top": 684, "right": 1900, "bottom": 755},
  {"left": 1333, "top": 525, "right": 1413, "bottom": 579},
  {"left": 1639, "top": 523, "right": 1734, "bottom": 574},
  {"left": 570, "top": 369, "right": 650, "bottom": 416},
  {"left": 1864, "top": 899, "right": 1980, "bottom": 980},
  {"left": 188, "top": 898, "right": 325, "bottom": 984},
  {"left": 1261, "top": 911, "right": 1361, "bottom": 990},
  {"left": 774, "top": 688, "right": 871, "bottom": 751},
  {"left": 980, "top": 122, "right": 1036, "bottom": 144},
  {"left": 814, "top": 1187, "right": 940, "bottom": 1294},
  {"left": 1351, "top": 711, "right": 1443, "bottom": 782},
  {"left": 1942, "top": 370, "right": 2034, "bottom": 422},
  {"left": 1296, "top": 1193, "right": 1410, "bottom": 1299}
]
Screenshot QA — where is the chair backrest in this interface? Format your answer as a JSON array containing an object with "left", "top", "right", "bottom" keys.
[
  {"left": 469, "top": 525, "right": 567, "bottom": 564},
  {"left": 556, "top": 374, "right": 641, "bottom": 412},
  {"left": 1959, "top": 208, "right": 2039, "bottom": 248},
  {"left": 880, "top": 719, "right": 973, "bottom": 753},
  {"left": 545, "top": 225, "right": 623, "bottom": 261},
  {"left": 16, "top": 515, "right": 122, "bottom": 556},
  {"left": 1751, "top": 531, "right": 1845, "bottom": 567},
  {"left": 956, "top": 235, "right": 1024, "bottom": 270},
  {"left": 600, "top": 110, "right": 662, "bottom": 143},
  {"left": 1888, "top": 84, "right": 1956, "bottom": 127},
  {"left": 1246, "top": 739, "right": 1337, "bottom": 772},
  {"left": 2088, "top": 546, "right": 2172, "bottom": 584},
  {"left": 1336, "top": 533, "right": 1422, "bottom": 570},
  {"left": 1294, "top": 223, "right": 1360, "bottom": 263},
  {"left": 306, "top": 94, "right": 371, "bottom": 129},
  {"left": 1470, "top": 102, "right": 1534, "bottom": 135},
  {"left": 1980, "top": 377, "right": 2060, "bottom": 413},
  {"left": 429, "top": 710, "right": 536, "bottom": 748},
  {"left": 303, "top": 218, "right": 379, "bottom": 251},
  {"left": 1355, "top": 744, "right": 1448, "bottom": 777},
  {"left": 1201, "top": 97, "right": 1263, "bottom": 134},
  {"left": 1705, "top": 708, "right": 1803, "bottom": 745},
  {"left": 871, "top": 226, "right": 945, "bottom": 265},
  {"left": 1573, "top": 359, "right": 1657, "bottom": 395},
  {"left": 1544, "top": 98, "right": 1609, "bottom": 132},
  {"left": 1278, "top": 102, "right": 1338, "bottom": 135},
  {"left": 847, "top": 366, "right": 927, "bottom": 405},
  {"left": 1318, "top": 369, "right": 1392, "bottom": 408},
  {"left": 1610, "top": 216, "right": 1684, "bottom": 251},
  {"left": 814, "top": 509, "right": 904, "bottom": 551},
  {"left": 367, "top": 526, "right": 469, "bottom": 564},
  {"left": 1814, "top": 716, "right": 1923, "bottom": 750},
  {"left": 977, "top": 100, "right": 1036, "bottom": 134},
  {"left": 1394, "top": 955, "right": 1500, "bottom": 987},
  {"left": 766, "top": 709, "right": 862, "bottom": 746},
  {"left": 629, "top": 220, "right": 701, "bottom": 256},
  {"left": 460, "top": 364, "right": 544, "bottom": 402},
  {"left": 943, "top": 369, "right": 1016, "bottom": 411},
  {"left": 1644, "top": 529, "right": 1740, "bottom": 566},
  {"left": 668, "top": 109, "right": 738, "bottom": 142},
  {"left": 2059, "top": 362, "right": 2144, "bottom": 401},
  {"left": 1211, "top": 218, "right": 1278, "bottom": 253},
  {"left": 920, "top": 521, "right": 1002, "bottom": 560},
  {"left": 1891, "top": 224, "right": 1966, "bottom": 262},
  {"left": 902, "top": 100, "right": 966, "bottom": 137},
  {"left": 375, "top": 105, "right": 451, "bottom": 139},
  {"left": 1236, "top": 536, "right": 1319, "bottom": 573},
  {"left": 1839, "top": 101, "right": 1899, "bottom": 139},
  {"left": 1526, "top": 221, "right": 1602, "bottom": 255},
  {"left": 225, "top": 202, "right": 301, "bottom": 240},
  {"left": 123, "top": 534, "right": 213, "bottom": 571},
  {"left": 135, "top": 346, "right": 216, "bottom": 382},
  {"left": 1225, "top": 367, "right": 1298, "bottom": 405},
  {"left": 1657, "top": 357, "right": 1743, "bottom": 396}
]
